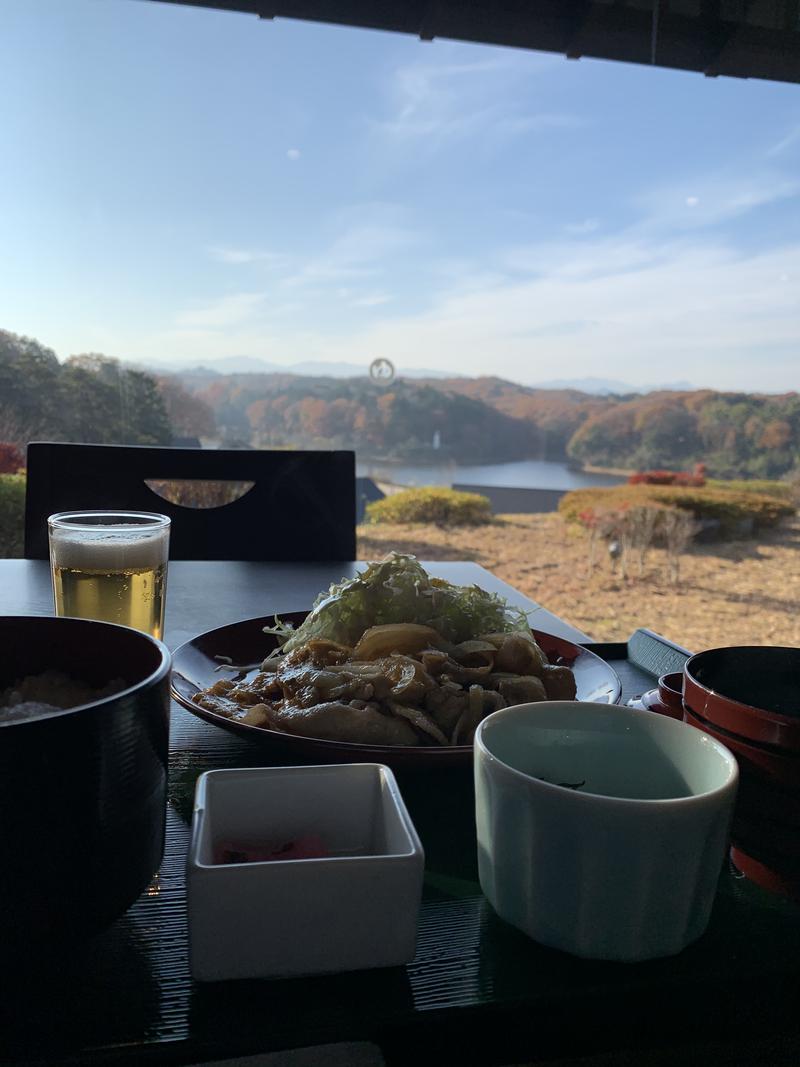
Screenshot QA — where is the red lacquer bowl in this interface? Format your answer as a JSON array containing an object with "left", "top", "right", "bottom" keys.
[
  {"left": 682, "top": 706, "right": 800, "bottom": 790},
  {"left": 682, "top": 697, "right": 800, "bottom": 898},
  {"left": 736, "top": 771, "right": 800, "bottom": 827},
  {"left": 640, "top": 672, "right": 684, "bottom": 720},
  {"left": 732, "top": 811, "right": 800, "bottom": 859},
  {"left": 731, "top": 848, "right": 800, "bottom": 901},
  {"left": 684, "top": 647, "right": 800, "bottom": 752}
]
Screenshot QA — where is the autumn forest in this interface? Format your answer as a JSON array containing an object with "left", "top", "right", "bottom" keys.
[{"left": 2, "top": 329, "right": 799, "bottom": 479}]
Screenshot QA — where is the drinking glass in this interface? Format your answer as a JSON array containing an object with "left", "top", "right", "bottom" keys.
[{"left": 48, "top": 511, "right": 170, "bottom": 639}]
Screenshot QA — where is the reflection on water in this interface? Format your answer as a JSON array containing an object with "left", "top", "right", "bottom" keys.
[{"left": 358, "top": 458, "right": 624, "bottom": 492}]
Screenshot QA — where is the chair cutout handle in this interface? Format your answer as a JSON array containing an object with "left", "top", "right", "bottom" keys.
[{"left": 144, "top": 479, "right": 255, "bottom": 510}]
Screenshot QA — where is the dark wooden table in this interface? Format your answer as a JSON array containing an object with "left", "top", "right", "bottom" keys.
[
  {"left": 2, "top": 561, "right": 800, "bottom": 1067},
  {"left": 0, "top": 558, "right": 590, "bottom": 649}
]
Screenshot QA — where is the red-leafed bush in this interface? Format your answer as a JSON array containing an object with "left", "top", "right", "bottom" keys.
[
  {"left": 628, "top": 463, "right": 706, "bottom": 487},
  {"left": 0, "top": 473, "right": 25, "bottom": 557},
  {"left": 629, "top": 470, "right": 669, "bottom": 485},
  {"left": 0, "top": 443, "right": 24, "bottom": 474},
  {"left": 561, "top": 483, "right": 793, "bottom": 539}
]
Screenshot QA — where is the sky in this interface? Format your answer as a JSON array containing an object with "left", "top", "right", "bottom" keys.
[{"left": 1, "top": 0, "right": 799, "bottom": 392}]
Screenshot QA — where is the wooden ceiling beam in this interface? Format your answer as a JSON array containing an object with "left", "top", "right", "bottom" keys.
[{"left": 136, "top": 0, "right": 800, "bottom": 84}]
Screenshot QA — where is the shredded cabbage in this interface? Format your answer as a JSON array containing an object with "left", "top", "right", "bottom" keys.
[{"left": 273, "top": 553, "right": 531, "bottom": 652}]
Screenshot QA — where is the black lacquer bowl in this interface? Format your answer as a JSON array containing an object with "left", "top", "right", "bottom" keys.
[{"left": 0, "top": 616, "right": 171, "bottom": 962}]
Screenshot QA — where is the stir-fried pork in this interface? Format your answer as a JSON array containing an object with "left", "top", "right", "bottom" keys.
[{"left": 193, "top": 623, "right": 577, "bottom": 747}]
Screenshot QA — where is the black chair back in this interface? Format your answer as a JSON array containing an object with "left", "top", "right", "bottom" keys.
[{"left": 24, "top": 442, "right": 356, "bottom": 561}]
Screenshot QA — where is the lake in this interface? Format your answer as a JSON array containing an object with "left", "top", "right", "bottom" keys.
[{"left": 357, "top": 458, "right": 625, "bottom": 491}]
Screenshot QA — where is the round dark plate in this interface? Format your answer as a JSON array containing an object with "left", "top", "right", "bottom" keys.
[{"left": 171, "top": 613, "right": 622, "bottom": 768}]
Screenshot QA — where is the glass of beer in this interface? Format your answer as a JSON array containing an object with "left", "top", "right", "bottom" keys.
[{"left": 48, "top": 511, "right": 170, "bottom": 640}]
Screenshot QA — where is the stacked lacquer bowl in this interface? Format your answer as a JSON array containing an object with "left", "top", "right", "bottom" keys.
[{"left": 683, "top": 646, "right": 800, "bottom": 898}]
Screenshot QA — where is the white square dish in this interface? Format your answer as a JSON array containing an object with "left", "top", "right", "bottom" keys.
[{"left": 187, "top": 763, "right": 425, "bottom": 981}]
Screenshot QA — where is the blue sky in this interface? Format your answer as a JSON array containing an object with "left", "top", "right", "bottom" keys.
[{"left": 1, "top": 0, "right": 799, "bottom": 390}]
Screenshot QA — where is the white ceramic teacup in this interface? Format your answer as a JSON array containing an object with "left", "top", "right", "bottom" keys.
[{"left": 474, "top": 701, "right": 738, "bottom": 962}]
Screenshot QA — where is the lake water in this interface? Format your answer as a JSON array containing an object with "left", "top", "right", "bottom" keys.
[{"left": 357, "top": 458, "right": 624, "bottom": 491}]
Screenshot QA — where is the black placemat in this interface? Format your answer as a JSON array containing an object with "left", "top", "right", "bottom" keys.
[{"left": 3, "top": 631, "right": 799, "bottom": 1067}]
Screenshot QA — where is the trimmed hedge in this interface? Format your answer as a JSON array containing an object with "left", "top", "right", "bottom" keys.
[
  {"left": 366, "top": 486, "right": 492, "bottom": 526},
  {"left": 706, "top": 478, "right": 793, "bottom": 501},
  {"left": 629, "top": 468, "right": 705, "bottom": 487},
  {"left": 559, "top": 484, "right": 794, "bottom": 537},
  {"left": 0, "top": 474, "right": 25, "bottom": 558}
]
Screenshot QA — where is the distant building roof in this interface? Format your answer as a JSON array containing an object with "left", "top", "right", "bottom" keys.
[
  {"left": 149, "top": 1, "right": 800, "bottom": 85},
  {"left": 356, "top": 476, "right": 384, "bottom": 523}
]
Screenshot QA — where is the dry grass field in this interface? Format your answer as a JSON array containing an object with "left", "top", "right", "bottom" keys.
[{"left": 358, "top": 514, "right": 800, "bottom": 652}]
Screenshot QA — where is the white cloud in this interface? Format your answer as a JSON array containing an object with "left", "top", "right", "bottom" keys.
[
  {"left": 175, "top": 292, "right": 266, "bottom": 329},
  {"left": 122, "top": 164, "right": 800, "bottom": 393},
  {"left": 351, "top": 293, "right": 392, "bottom": 307},
  {"left": 638, "top": 172, "right": 800, "bottom": 231},
  {"left": 371, "top": 50, "right": 573, "bottom": 147},
  {"left": 767, "top": 124, "right": 800, "bottom": 157},
  {"left": 287, "top": 148, "right": 301, "bottom": 160},
  {"left": 565, "top": 219, "right": 600, "bottom": 235},
  {"left": 496, "top": 113, "right": 581, "bottom": 136},
  {"left": 328, "top": 237, "right": 800, "bottom": 389},
  {"left": 504, "top": 238, "right": 658, "bottom": 281},
  {"left": 284, "top": 222, "right": 419, "bottom": 287},
  {"left": 389, "top": 58, "right": 504, "bottom": 140},
  {"left": 141, "top": 232, "right": 799, "bottom": 392},
  {"left": 208, "top": 247, "right": 285, "bottom": 267}
]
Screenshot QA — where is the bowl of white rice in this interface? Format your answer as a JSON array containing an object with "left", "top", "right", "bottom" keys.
[
  {"left": 0, "top": 616, "right": 171, "bottom": 961},
  {"left": 0, "top": 669, "right": 126, "bottom": 723}
]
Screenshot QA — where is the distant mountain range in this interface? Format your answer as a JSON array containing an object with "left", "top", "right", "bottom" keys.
[
  {"left": 139, "top": 355, "right": 462, "bottom": 380},
  {"left": 135, "top": 357, "right": 694, "bottom": 394},
  {"left": 529, "top": 377, "right": 696, "bottom": 395}
]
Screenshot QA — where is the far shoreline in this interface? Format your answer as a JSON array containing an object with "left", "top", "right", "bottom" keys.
[
  {"left": 580, "top": 462, "right": 635, "bottom": 477},
  {"left": 358, "top": 454, "right": 636, "bottom": 479}
]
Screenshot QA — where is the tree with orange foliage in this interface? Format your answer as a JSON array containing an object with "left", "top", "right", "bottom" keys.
[
  {"left": 759, "top": 420, "right": 792, "bottom": 450},
  {"left": 0, "top": 443, "right": 24, "bottom": 474},
  {"left": 156, "top": 376, "right": 216, "bottom": 438}
]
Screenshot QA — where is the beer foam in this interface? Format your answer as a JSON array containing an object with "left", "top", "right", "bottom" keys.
[{"left": 52, "top": 529, "right": 166, "bottom": 572}]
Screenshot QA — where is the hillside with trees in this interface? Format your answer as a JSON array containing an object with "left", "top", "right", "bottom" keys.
[
  {"left": 191, "top": 372, "right": 536, "bottom": 461},
  {"left": 0, "top": 329, "right": 210, "bottom": 449},
  {"left": 418, "top": 376, "right": 614, "bottom": 461},
  {"left": 2, "top": 326, "right": 798, "bottom": 479},
  {"left": 563, "top": 389, "right": 800, "bottom": 478},
  {"left": 178, "top": 368, "right": 800, "bottom": 478}
]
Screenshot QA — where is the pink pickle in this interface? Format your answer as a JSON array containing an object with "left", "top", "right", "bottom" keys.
[{"left": 215, "top": 834, "right": 330, "bottom": 865}]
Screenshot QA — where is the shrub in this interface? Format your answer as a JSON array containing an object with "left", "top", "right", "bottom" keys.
[
  {"left": 560, "top": 484, "right": 794, "bottom": 538},
  {"left": 624, "top": 504, "right": 666, "bottom": 576},
  {"left": 661, "top": 509, "right": 701, "bottom": 582},
  {"left": 0, "top": 443, "right": 24, "bottom": 475},
  {"left": 365, "top": 486, "right": 492, "bottom": 527},
  {"left": 579, "top": 503, "right": 672, "bottom": 579},
  {"left": 628, "top": 464, "right": 706, "bottom": 487},
  {"left": 706, "top": 478, "right": 793, "bottom": 501},
  {"left": 0, "top": 474, "right": 25, "bottom": 557}
]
